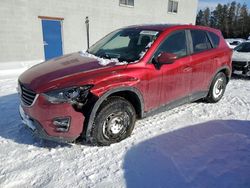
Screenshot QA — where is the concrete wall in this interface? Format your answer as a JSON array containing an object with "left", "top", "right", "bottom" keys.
[{"left": 0, "top": 0, "right": 198, "bottom": 65}]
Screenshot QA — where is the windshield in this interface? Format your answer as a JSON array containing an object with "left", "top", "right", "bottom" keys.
[
  {"left": 88, "top": 28, "right": 160, "bottom": 62},
  {"left": 234, "top": 42, "right": 250, "bottom": 52}
]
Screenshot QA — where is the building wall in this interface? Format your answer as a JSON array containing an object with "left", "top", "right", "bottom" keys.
[{"left": 0, "top": 0, "right": 198, "bottom": 64}]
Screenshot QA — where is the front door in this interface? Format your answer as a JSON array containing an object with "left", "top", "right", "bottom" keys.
[
  {"left": 156, "top": 30, "right": 192, "bottom": 105},
  {"left": 41, "top": 19, "right": 63, "bottom": 60}
]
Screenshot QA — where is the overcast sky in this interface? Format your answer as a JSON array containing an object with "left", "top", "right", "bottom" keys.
[{"left": 198, "top": 0, "right": 250, "bottom": 10}]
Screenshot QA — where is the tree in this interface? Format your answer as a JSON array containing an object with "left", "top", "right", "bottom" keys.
[
  {"left": 213, "top": 4, "right": 224, "bottom": 30},
  {"left": 221, "top": 4, "right": 229, "bottom": 37},
  {"left": 234, "top": 3, "right": 242, "bottom": 37},
  {"left": 227, "top": 1, "right": 236, "bottom": 37},
  {"left": 196, "top": 10, "right": 205, "bottom": 25},
  {"left": 238, "top": 3, "right": 249, "bottom": 38},
  {"left": 209, "top": 11, "right": 217, "bottom": 28},
  {"left": 196, "top": 1, "right": 250, "bottom": 38},
  {"left": 203, "top": 7, "right": 210, "bottom": 26}
]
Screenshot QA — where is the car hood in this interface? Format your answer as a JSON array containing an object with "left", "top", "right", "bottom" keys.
[
  {"left": 19, "top": 52, "right": 121, "bottom": 92},
  {"left": 232, "top": 51, "right": 250, "bottom": 61}
]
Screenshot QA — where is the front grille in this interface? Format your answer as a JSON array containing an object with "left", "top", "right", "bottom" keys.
[
  {"left": 232, "top": 61, "right": 247, "bottom": 67},
  {"left": 19, "top": 84, "right": 37, "bottom": 106}
]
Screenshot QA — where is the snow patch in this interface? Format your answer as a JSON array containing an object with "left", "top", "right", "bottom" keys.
[
  {"left": 139, "top": 41, "right": 154, "bottom": 59},
  {"left": 0, "top": 60, "right": 43, "bottom": 78},
  {"left": 79, "top": 51, "right": 128, "bottom": 66}
]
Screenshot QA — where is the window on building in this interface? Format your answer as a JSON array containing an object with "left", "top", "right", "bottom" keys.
[
  {"left": 168, "top": 0, "right": 178, "bottom": 13},
  {"left": 120, "top": 0, "right": 134, "bottom": 6}
]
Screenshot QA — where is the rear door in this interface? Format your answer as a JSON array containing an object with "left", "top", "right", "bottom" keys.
[{"left": 188, "top": 29, "right": 214, "bottom": 96}]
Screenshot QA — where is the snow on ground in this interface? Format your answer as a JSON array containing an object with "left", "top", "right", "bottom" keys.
[{"left": 0, "top": 72, "right": 250, "bottom": 188}]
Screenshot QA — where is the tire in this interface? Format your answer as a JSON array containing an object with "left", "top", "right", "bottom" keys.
[
  {"left": 91, "top": 96, "right": 136, "bottom": 146},
  {"left": 205, "top": 72, "right": 227, "bottom": 103}
]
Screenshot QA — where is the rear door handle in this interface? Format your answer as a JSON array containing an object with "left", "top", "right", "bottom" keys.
[{"left": 183, "top": 66, "right": 192, "bottom": 72}]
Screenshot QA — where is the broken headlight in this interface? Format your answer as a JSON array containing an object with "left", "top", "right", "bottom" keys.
[{"left": 43, "top": 85, "right": 93, "bottom": 104}]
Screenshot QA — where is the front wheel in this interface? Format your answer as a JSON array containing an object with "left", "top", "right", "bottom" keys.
[
  {"left": 205, "top": 72, "right": 227, "bottom": 103},
  {"left": 91, "top": 96, "right": 136, "bottom": 146}
]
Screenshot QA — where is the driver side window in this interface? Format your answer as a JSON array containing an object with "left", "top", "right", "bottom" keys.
[{"left": 155, "top": 30, "right": 187, "bottom": 58}]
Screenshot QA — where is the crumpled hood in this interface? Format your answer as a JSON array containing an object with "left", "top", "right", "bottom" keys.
[
  {"left": 19, "top": 52, "right": 118, "bottom": 92},
  {"left": 232, "top": 51, "right": 250, "bottom": 61}
]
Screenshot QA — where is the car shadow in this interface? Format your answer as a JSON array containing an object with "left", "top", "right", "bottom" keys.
[
  {"left": 123, "top": 120, "right": 250, "bottom": 188},
  {"left": 0, "top": 93, "right": 71, "bottom": 148}
]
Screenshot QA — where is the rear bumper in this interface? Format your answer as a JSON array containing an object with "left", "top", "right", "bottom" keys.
[{"left": 19, "top": 94, "right": 85, "bottom": 143}]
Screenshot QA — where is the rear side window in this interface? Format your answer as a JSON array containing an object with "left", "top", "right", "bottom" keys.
[
  {"left": 191, "top": 30, "right": 212, "bottom": 53},
  {"left": 155, "top": 30, "right": 187, "bottom": 58},
  {"left": 208, "top": 32, "right": 220, "bottom": 48}
]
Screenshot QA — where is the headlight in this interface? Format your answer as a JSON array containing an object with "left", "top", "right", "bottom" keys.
[{"left": 43, "top": 85, "right": 93, "bottom": 104}]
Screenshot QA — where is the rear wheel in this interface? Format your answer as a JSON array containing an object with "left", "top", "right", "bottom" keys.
[
  {"left": 205, "top": 72, "right": 227, "bottom": 103},
  {"left": 91, "top": 96, "right": 136, "bottom": 146}
]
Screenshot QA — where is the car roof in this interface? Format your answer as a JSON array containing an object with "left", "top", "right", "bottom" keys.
[
  {"left": 124, "top": 24, "right": 220, "bottom": 33},
  {"left": 125, "top": 24, "right": 177, "bottom": 31}
]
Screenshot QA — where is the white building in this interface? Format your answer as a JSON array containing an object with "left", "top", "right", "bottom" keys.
[{"left": 0, "top": 0, "right": 198, "bottom": 68}]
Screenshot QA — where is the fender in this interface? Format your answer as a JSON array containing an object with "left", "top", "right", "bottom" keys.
[{"left": 85, "top": 86, "right": 145, "bottom": 142}]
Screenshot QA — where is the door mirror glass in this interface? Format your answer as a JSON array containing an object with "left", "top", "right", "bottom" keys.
[{"left": 157, "top": 52, "right": 177, "bottom": 64}]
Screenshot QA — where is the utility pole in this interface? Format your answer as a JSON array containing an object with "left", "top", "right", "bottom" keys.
[{"left": 85, "top": 16, "right": 90, "bottom": 49}]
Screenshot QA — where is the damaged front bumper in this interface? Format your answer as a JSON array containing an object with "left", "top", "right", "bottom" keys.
[{"left": 19, "top": 105, "right": 77, "bottom": 143}]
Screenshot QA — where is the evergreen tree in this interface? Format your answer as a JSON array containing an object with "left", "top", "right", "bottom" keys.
[
  {"left": 238, "top": 3, "right": 249, "bottom": 38},
  {"left": 196, "top": 10, "right": 205, "bottom": 25},
  {"left": 234, "top": 3, "right": 242, "bottom": 37},
  {"left": 213, "top": 4, "right": 223, "bottom": 30},
  {"left": 203, "top": 7, "right": 210, "bottom": 26},
  {"left": 209, "top": 11, "right": 217, "bottom": 28},
  {"left": 222, "top": 4, "right": 229, "bottom": 37},
  {"left": 228, "top": 1, "right": 236, "bottom": 37},
  {"left": 196, "top": 1, "right": 250, "bottom": 38}
]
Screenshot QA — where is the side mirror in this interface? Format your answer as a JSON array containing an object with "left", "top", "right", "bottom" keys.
[{"left": 157, "top": 52, "right": 177, "bottom": 64}]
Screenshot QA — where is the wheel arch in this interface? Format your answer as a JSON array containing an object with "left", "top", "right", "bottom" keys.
[
  {"left": 208, "top": 66, "right": 231, "bottom": 90},
  {"left": 84, "top": 87, "right": 144, "bottom": 142},
  {"left": 219, "top": 66, "right": 231, "bottom": 83}
]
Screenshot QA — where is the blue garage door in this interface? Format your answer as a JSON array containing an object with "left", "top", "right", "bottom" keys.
[{"left": 42, "top": 19, "right": 63, "bottom": 60}]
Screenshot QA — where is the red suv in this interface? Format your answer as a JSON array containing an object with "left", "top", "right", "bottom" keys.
[{"left": 18, "top": 24, "right": 232, "bottom": 145}]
